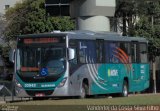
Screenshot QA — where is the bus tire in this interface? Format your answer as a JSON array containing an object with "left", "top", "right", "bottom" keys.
[
  {"left": 80, "top": 83, "right": 88, "bottom": 99},
  {"left": 121, "top": 81, "right": 128, "bottom": 97}
]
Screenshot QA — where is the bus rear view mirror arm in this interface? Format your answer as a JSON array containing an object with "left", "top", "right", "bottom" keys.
[
  {"left": 68, "top": 48, "right": 75, "bottom": 60},
  {"left": 9, "top": 49, "right": 15, "bottom": 63}
]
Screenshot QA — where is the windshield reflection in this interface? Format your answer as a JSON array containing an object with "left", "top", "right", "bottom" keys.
[{"left": 17, "top": 47, "right": 66, "bottom": 76}]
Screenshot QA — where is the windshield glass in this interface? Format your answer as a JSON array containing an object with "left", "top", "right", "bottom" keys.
[
  {"left": 16, "top": 46, "right": 66, "bottom": 82},
  {"left": 42, "top": 47, "right": 65, "bottom": 75}
]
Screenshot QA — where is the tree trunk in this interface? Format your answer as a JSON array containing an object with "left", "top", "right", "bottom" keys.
[{"left": 123, "top": 12, "right": 127, "bottom": 36}]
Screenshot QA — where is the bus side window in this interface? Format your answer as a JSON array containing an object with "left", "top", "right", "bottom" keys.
[
  {"left": 131, "top": 43, "right": 140, "bottom": 63},
  {"left": 127, "top": 43, "right": 132, "bottom": 63},
  {"left": 108, "top": 42, "right": 119, "bottom": 63},
  {"left": 119, "top": 42, "right": 130, "bottom": 64}
]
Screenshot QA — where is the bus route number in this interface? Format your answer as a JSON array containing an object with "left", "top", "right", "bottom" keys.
[{"left": 24, "top": 84, "right": 36, "bottom": 88}]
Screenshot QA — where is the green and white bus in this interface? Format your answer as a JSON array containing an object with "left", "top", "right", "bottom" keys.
[{"left": 11, "top": 31, "right": 149, "bottom": 98}]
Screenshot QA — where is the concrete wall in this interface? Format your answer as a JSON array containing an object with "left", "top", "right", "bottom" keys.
[
  {"left": 70, "top": 0, "right": 116, "bottom": 18},
  {"left": 76, "top": 16, "right": 110, "bottom": 32},
  {"left": 0, "top": 0, "right": 22, "bottom": 15}
]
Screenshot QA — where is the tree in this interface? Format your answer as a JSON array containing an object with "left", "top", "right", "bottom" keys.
[
  {"left": 0, "top": 16, "right": 6, "bottom": 38},
  {"left": 116, "top": 0, "right": 160, "bottom": 47},
  {"left": 115, "top": 0, "right": 138, "bottom": 36},
  {"left": 115, "top": 0, "right": 160, "bottom": 64},
  {"left": 2, "top": 0, "right": 75, "bottom": 68},
  {"left": 135, "top": 1, "right": 160, "bottom": 48},
  {"left": 116, "top": 1, "right": 160, "bottom": 93},
  {"left": 4, "top": 0, "right": 75, "bottom": 43}
]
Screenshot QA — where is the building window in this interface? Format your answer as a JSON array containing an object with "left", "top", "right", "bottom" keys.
[{"left": 5, "top": 5, "right": 10, "bottom": 10}]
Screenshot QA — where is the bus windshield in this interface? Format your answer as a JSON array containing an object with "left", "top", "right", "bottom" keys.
[{"left": 16, "top": 45, "right": 66, "bottom": 82}]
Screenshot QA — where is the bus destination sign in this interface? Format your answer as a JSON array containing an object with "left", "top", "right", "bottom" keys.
[{"left": 23, "top": 38, "right": 59, "bottom": 44}]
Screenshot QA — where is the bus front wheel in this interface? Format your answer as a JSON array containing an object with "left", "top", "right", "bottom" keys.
[{"left": 80, "top": 83, "right": 88, "bottom": 99}]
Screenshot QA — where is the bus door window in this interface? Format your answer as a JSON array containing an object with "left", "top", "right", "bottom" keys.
[
  {"left": 78, "top": 41, "right": 96, "bottom": 64},
  {"left": 79, "top": 41, "right": 86, "bottom": 63},
  {"left": 69, "top": 39, "right": 78, "bottom": 75},
  {"left": 69, "top": 48, "right": 78, "bottom": 74}
]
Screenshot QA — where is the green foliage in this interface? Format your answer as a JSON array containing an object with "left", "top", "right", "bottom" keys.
[
  {"left": 116, "top": 0, "right": 160, "bottom": 48},
  {"left": 51, "top": 17, "right": 75, "bottom": 31},
  {"left": 1, "top": 46, "right": 10, "bottom": 58},
  {"left": 0, "top": 46, "right": 11, "bottom": 67},
  {"left": 115, "top": 0, "right": 160, "bottom": 60},
  {"left": 4, "top": 0, "right": 75, "bottom": 41},
  {"left": 135, "top": 16, "right": 153, "bottom": 39},
  {"left": 134, "top": 16, "right": 160, "bottom": 47},
  {"left": 2, "top": 0, "right": 75, "bottom": 67}
]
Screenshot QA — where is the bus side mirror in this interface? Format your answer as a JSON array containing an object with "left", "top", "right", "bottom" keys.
[
  {"left": 9, "top": 49, "right": 15, "bottom": 63},
  {"left": 68, "top": 48, "right": 75, "bottom": 60}
]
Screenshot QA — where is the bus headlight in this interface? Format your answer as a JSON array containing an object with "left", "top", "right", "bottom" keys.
[
  {"left": 58, "top": 77, "right": 67, "bottom": 88},
  {"left": 15, "top": 79, "right": 22, "bottom": 88}
]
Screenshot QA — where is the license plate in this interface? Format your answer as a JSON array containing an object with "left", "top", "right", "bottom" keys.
[{"left": 35, "top": 93, "right": 45, "bottom": 97}]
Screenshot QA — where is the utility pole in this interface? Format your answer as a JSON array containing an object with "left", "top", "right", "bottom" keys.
[
  {"left": 151, "top": 8, "right": 156, "bottom": 94},
  {"left": 153, "top": 60, "right": 157, "bottom": 94}
]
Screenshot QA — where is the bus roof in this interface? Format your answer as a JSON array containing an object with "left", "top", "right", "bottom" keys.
[
  {"left": 67, "top": 30, "right": 148, "bottom": 43},
  {"left": 18, "top": 30, "right": 148, "bottom": 43}
]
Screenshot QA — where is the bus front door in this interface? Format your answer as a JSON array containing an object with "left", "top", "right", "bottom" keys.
[{"left": 131, "top": 42, "right": 141, "bottom": 91}]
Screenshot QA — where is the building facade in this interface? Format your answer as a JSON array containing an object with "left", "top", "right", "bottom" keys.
[{"left": 0, "top": 0, "right": 22, "bottom": 15}]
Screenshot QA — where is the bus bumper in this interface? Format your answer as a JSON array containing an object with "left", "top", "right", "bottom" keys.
[
  {"left": 15, "top": 85, "right": 70, "bottom": 97},
  {"left": 15, "top": 87, "right": 30, "bottom": 97}
]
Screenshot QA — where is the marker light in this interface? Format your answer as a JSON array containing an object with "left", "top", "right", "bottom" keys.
[
  {"left": 58, "top": 77, "right": 67, "bottom": 88},
  {"left": 15, "top": 79, "right": 22, "bottom": 88}
]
